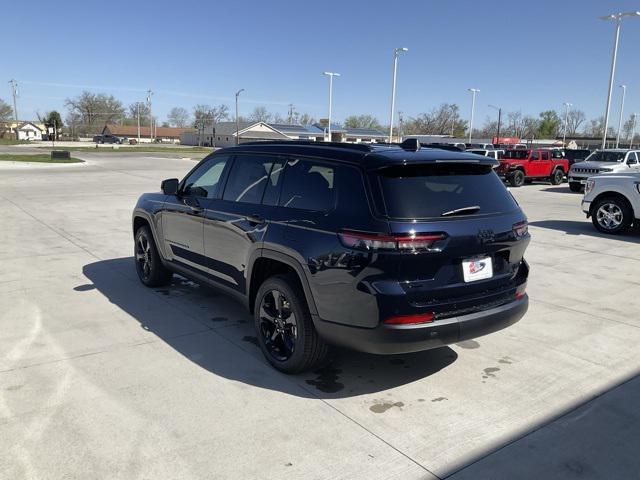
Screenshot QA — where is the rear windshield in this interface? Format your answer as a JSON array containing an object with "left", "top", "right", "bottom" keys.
[
  {"left": 503, "top": 150, "right": 529, "bottom": 159},
  {"left": 377, "top": 164, "right": 519, "bottom": 219}
]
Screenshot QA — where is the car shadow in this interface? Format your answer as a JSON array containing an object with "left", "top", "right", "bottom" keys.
[
  {"left": 82, "top": 257, "right": 458, "bottom": 399},
  {"left": 529, "top": 220, "right": 640, "bottom": 242},
  {"left": 539, "top": 185, "right": 578, "bottom": 194}
]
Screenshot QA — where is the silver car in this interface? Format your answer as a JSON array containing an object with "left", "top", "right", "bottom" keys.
[
  {"left": 568, "top": 149, "right": 640, "bottom": 192},
  {"left": 582, "top": 172, "right": 640, "bottom": 234}
]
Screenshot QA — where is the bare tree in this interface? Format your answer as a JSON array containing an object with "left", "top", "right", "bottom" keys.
[
  {"left": 622, "top": 115, "right": 635, "bottom": 141},
  {"left": 298, "top": 113, "right": 316, "bottom": 125},
  {"left": 249, "top": 106, "right": 273, "bottom": 123},
  {"left": 404, "top": 104, "right": 467, "bottom": 136},
  {"left": 128, "top": 102, "right": 151, "bottom": 122},
  {"left": 64, "top": 91, "right": 125, "bottom": 134},
  {"left": 0, "top": 98, "right": 12, "bottom": 120},
  {"left": 167, "top": 107, "right": 190, "bottom": 128},
  {"left": 566, "top": 109, "right": 586, "bottom": 135}
]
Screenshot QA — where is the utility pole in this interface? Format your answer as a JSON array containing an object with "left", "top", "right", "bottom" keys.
[
  {"left": 137, "top": 103, "right": 141, "bottom": 143},
  {"left": 468, "top": 88, "right": 479, "bottom": 143},
  {"left": 288, "top": 104, "right": 295, "bottom": 124},
  {"left": 398, "top": 111, "right": 404, "bottom": 141},
  {"left": 9, "top": 79, "right": 18, "bottom": 122},
  {"left": 146, "top": 89, "right": 153, "bottom": 142},
  {"left": 489, "top": 104, "right": 502, "bottom": 146},
  {"left": 323, "top": 72, "right": 340, "bottom": 142}
]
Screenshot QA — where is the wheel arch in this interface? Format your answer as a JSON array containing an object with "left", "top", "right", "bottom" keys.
[
  {"left": 589, "top": 191, "right": 634, "bottom": 217},
  {"left": 248, "top": 250, "right": 318, "bottom": 316}
]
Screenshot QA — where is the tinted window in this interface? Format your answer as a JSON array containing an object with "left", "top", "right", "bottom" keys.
[
  {"left": 585, "top": 151, "right": 626, "bottom": 162},
  {"left": 503, "top": 150, "right": 530, "bottom": 159},
  {"left": 377, "top": 163, "right": 519, "bottom": 219},
  {"left": 541, "top": 151, "right": 550, "bottom": 160},
  {"left": 279, "top": 158, "right": 335, "bottom": 211},
  {"left": 531, "top": 151, "right": 540, "bottom": 160},
  {"left": 222, "top": 155, "right": 283, "bottom": 204},
  {"left": 182, "top": 155, "right": 230, "bottom": 198}
]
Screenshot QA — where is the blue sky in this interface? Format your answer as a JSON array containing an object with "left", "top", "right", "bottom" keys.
[{"left": 6, "top": 0, "right": 640, "bottom": 126}]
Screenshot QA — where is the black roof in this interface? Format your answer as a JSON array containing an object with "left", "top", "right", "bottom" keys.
[{"left": 219, "top": 140, "right": 498, "bottom": 169}]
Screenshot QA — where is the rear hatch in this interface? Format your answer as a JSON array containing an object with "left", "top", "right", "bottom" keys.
[{"left": 371, "top": 162, "right": 529, "bottom": 317}]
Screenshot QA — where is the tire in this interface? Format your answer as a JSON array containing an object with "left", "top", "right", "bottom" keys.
[
  {"left": 550, "top": 169, "right": 564, "bottom": 185},
  {"left": 254, "top": 274, "right": 328, "bottom": 374},
  {"left": 509, "top": 170, "right": 525, "bottom": 187},
  {"left": 591, "top": 197, "right": 633, "bottom": 235},
  {"left": 134, "top": 225, "right": 172, "bottom": 287},
  {"left": 569, "top": 182, "right": 582, "bottom": 192}
]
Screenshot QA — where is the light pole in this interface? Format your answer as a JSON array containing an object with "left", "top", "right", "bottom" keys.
[
  {"left": 388, "top": 47, "right": 408, "bottom": 143},
  {"left": 488, "top": 104, "right": 502, "bottom": 146},
  {"left": 235, "top": 89, "right": 244, "bottom": 145},
  {"left": 600, "top": 11, "right": 640, "bottom": 149},
  {"left": 468, "top": 88, "right": 479, "bottom": 143},
  {"left": 322, "top": 72, "right": 340, "bottom": 142},
  {"left": 562, "top": 102, "right": 572, "bottom": 146},
  {"left": 616, "top": 84, "right": 627, "bottom": 148}
]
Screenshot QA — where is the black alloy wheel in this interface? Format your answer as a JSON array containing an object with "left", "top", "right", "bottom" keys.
[{"left": 258, "top": 289, "right": 298, "bottom": 362}]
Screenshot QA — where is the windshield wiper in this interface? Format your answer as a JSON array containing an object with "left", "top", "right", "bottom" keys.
[{"left": 441, "top": 205, "right": 481, "bottom": 217}]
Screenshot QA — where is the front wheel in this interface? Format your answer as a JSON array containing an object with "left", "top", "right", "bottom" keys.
[
  {"left": 509, "top": 170, "right": 525, "bottom": 187},
  {"left": 134, "top": 225, "right": 172, "bottom": 287},
  {"left": 591, "top": 197, "right": 633, "bottom": 235},
  {"left": 569, "top": 182, "right": 582, "bottom": 192},
  {"left": 254, "top": 274, "right": 328, "bottom": 373},
  {"left": 550, "top": 169, "right": 564, "bottom": 185}
]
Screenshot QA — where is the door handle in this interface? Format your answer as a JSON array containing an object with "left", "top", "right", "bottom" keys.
[{"left": 245, "top": 214, "right": 265, "bottom": 225}]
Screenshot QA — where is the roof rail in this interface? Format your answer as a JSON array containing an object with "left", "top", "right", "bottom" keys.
[{"left": 236, "top": 140, "right": 374, "bottom": 152}]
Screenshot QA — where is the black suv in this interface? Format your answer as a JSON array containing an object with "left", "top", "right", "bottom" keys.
[{"left": 132, "top": 140, "right": 530, "bottom": 373}]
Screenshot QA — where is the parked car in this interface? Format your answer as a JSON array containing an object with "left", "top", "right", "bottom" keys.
[
  {"left": 581, "top": 172, "right": 640, "bottom": 234},
  {"left": 563, "top": 148, "right": 591, "bottom": 167},
  {"left": 496, "top": 149, "right": 569, "bottom": 187},
  {"left": 466, "top": 143, "right": 494, "bottom": 150},
  {"left": 568, "top": 149, "right": 640, "bottom": 192},
  {"left": 132, "top": 140, "right": 530, "bottom": 373},
  {"left": 95, "top": 134, "right": 123, "bottom": 144},
  {"left": 467, "top": 149, "right": 505, "bottom": 160}
]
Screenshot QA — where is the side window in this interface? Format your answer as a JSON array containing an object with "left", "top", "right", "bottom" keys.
[
  {"left": 531, "top": 151, "right": 540, "bottom": 160},
  {"left": 222, "top": 154, "right": 284, "bottom": 204},
  {"left": 182, "top": 155, "right": 230, "bottom": 198},
  {"left": 541, "top": 151, "right": 550, "bottom": 160},
  {"left": 628, "top": 152, "right": 638, "bottom": 164},
  {"left": 279, "top": 158, "right": 335, "bottom": 211},
  {"left": 497, "top": 151, "right": 504, "bottom": 159}
]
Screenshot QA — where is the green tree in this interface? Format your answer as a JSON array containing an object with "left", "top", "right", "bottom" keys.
[
  {"left": 0, "top": 98, "right": 13, "bottom": 120},
  {"left": 537, "top": 110, "right": 560, "bottom": 138},
  {"left": 41, "top": 111, "right": 64, "bottom": 139},
  {"left": 344, "top": 114, "right": 382, "bottom": 130}
]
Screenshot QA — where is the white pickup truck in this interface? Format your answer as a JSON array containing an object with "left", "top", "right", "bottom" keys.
[{"left": 582, "top": 173, "right": 640, "bottom": 234}]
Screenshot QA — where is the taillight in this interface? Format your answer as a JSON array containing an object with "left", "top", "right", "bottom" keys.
[
  {"left": 384, "top": 312, "right": 434, "bottom": 325},
  {"left": 512, "top": 221, "right": 528, "bottom": 239},
  {"left": 338, "top": 230, "right": 447, "bottom": 252},
  {"left": 515, "top": 283, "right": 527, "bottom": 300}
]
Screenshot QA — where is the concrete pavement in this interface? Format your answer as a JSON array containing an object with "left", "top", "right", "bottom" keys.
[{"left": 1, "top": 151, "right": 638, "bottom": 479}]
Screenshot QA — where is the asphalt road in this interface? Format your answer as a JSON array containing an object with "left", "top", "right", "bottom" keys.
[{"left": 1, "top": 151, "right": 639, "bottom": 479}]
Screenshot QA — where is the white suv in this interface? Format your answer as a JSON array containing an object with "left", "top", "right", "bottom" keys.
[
  {"left": 568, "top": 149, "right": 640, "bottom": 192},
  {"left": 582, "top": 173, "right": 640, "bottom": 234}
]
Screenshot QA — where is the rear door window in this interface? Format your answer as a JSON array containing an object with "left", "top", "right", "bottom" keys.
[
  {"left": 222, "top": 154, "right": 284, "bottom": 204},
  {"left": 279, "top": 158, "right": 335, "bottom": 211},
  {"left": 376, "top": 163, "right": 519, "bottom": 219}
]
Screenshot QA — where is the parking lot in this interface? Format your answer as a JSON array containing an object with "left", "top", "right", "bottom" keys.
[{"left": 1, "top": 151, "right": 639, "bottom": 479}]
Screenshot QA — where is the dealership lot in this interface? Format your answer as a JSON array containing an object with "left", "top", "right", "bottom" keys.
[{"left": 1, "top": 152, "right": 639, "bottom": 479}]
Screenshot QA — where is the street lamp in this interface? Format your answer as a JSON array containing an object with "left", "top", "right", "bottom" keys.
[
  {"left": 599, "top": 11, "right": 640, "bottom": 149},
  {"left": 563, "top": 102, "right": 572, "bottom": 146},
  {"left": 388, "top": 47, "right": 408, "bottom": 143},
  {"left": 235, "top": 89, "right": 244, "bottom": 145},
  {"left": 468, "top": 88, "right": 480, "bottom": 143},
  {"left": 616, "top": 84, "right": 627, "bottom": 148},
  {"left": 322, "top": 72, "right": 340, "bottom": 142},
  {"left": 488, "top": 104, "right": 502, "bottom": 146}
]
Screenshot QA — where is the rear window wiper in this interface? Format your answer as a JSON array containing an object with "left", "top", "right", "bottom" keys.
[{"left": 441, "top": 205, "right": 481, "bottom": 217}]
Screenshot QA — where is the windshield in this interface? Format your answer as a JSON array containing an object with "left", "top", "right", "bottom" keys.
[
  {"left": 503, "top": 150, "right": 529, "bottom": 159},
  {"left": 585, "top": 151, "right": 626, "bottom": 163},
  {"left": 377, "top": 163, "right": 519, "bottom": 219}
]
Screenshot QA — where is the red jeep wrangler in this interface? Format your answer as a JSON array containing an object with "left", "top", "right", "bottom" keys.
[{"left": 496, "top": 149, "right": 569, "bottom": 187}]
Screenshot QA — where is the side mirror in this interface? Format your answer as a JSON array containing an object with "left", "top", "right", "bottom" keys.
[{"left": 161, "top": 178, "right": 179, "bottom": 195}]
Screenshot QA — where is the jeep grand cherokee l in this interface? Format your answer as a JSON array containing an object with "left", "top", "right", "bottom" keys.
[{"left": 132, "top": 140, "right": 530, "bottom": 373}]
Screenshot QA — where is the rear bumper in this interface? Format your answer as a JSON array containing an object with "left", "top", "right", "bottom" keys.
[{"left": 314, "top": 295, "right": 528, "bottom": 355}]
